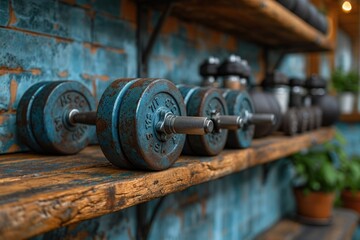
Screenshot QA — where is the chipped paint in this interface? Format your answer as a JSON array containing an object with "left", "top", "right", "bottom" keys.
[
  {"left": 2, "top": 1, "right": 349, "bottom": 240},
  {"left": 7, "top": 1, "right": 17, "bottom": 26},
  {"left": 58, "top": 70, "right": 69, "bottom": 78},
  {"left": 9, "top": 79, "right": 18, "bottom": 110}
]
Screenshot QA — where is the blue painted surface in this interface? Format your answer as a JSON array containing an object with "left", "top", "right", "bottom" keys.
[
  {"left": 32, "top": 160, "right": 294, "bottom": 240},
  {"left": 0, "top": 0, "right": 330, "bottom": 239},
  {"left": 0, "top": 0, "right": 9, "bottom": 26},
  {"left": 336, "top": 123, "right": 360, "bottom": 240},
  {"left": 11, "top": 0, "right": 92, "bottom": 41},
  {"left": 336, "top": 123, "right": 360, "bottom": 157}
]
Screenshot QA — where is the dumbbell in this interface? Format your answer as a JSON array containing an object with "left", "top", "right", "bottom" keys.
[
  {"left": 249, "top": 90, "right": 283, "bottom": 138},
  {"left": 222, "top": 89, "right": 275, "bottom": 148},
  {"left": 17, "top": 79, "right": 214, "bottom": 171},
  {"left": 281, "top": 108, "right": 299, "bottom": 136},
  {"left": 312, "top": 106, "right": 322, "bottom": 129},
  {"left": 288, "top": 78, "right": 309, "bottom": 133},
  {"left": 218, "top": 54, "right": 249, "bottom": 90},
  {"left": 262, "top": 71, "right": 290, "bottom": 115},
  {"left": 294, "top": 108, "right": 309, "bottom": 133},
  {"left": 178, "top": 85, "right": 274, "bottom": 154},
  {"left": 200, "top": 57, "right": 220, "bottom": 88},
  {"left": 305, "top": 74, "right": 339, "bottom": 126}
]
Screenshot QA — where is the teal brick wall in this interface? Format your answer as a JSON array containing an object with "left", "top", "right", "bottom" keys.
[
  {"left": 33, "top": 160, "right": 294, "bottom": 240},
  {"left": 0, "top": 0, "right": 305, "bottom": 239}
]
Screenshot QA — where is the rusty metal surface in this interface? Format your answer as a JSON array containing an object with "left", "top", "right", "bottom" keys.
[
  {"left": 223, "top": 90, "right": 255, "bottom": 149},
  {"left": 180, "top": 86, "right": 228, "bottom": 156},
  {"left": 97, "top": 78, "right": 186, "bottom": 171},
  {"left": 16, "top": 81, "right": 53, "bottom": 153},
  {"left": 29, "top": 81, "right": 96, "bottom": 154}
]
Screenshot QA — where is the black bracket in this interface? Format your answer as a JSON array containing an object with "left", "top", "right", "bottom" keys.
[
  {"left": 263, "top": 47, "right": 286, "bottom": 74},
  {"left": 136, "top": 1, "right": 174, "bottom": 77},
  {"left": 136, "top": 197, "right": 166, "bottom": 240}
]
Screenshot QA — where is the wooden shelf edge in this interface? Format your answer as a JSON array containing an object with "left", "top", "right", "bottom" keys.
[
  {"left": 0, "top": 127, "right": 335, "bottom": 239},
  {"left": 340, "top": 113, "right": 360, "bottom": 123},
  {"left": 148, "top": 0, "right": 333, "bottom": 52},
  {"left": 256, "top": 208, "right": 359, "bottom": 240},
  {"left": 249, "top": 0, "right": 333, "bottom": 51}
]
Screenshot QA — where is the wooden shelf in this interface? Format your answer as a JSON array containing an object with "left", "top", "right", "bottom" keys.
[
  {"left": 0, "top": 128, "right": 334, "bottom": 239},
  {"left": 148, "top": 0, "right": 333, "bottom": 52},
  {"left": 340, "top": 113, "right": 360, "bottom": 123},
  {"left": 256, "top": 208, "right": 359, "bottom": 240}
]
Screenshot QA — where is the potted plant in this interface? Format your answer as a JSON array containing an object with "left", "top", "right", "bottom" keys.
[
  {"left": 331, "top": 69, "right": 359, "bottom": 114},
  {"left": 340, "top": 155, "right": 360, "bottom": 213},
  {"left": 291, "top": 134, "right": 345, "bottom": 221}
]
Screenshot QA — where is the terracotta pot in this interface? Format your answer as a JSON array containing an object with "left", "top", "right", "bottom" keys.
[
  {"left": 341, "top": 190, "right": 360, "bottom": 214},
  {"left": 294, "top": 188, "right": 335, "bottom": 219}
]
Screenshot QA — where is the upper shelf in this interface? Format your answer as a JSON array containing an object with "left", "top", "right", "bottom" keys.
[
  {"left": 146, "top": 0, "right": 334, "bottom": 52},
  {"left": 0, "top": 128, "right": 334, "bottom": 239}
]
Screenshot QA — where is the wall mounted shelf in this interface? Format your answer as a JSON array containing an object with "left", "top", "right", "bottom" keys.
[
  {"left": 340, "top": 113, "right": 360, "bottom": 123},
  {"left": 143, "top": 0, "right": 333, "bottom": 52},
  {"left": 0, "top": 128, "right": 334, "bottom": 239},
  {"left": 256, "top": 208, "right": 358, "bottom": 240}
]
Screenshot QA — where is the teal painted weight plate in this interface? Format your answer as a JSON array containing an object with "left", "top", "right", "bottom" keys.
[
  {"left": 223, "top": 90, "right": 255, "bottom": 149},
  {"left": 96, "top": 78, "right": 142, "bottom": 169},
  {"left": 16, "top": 81, "right": 53, "bottom": 153},
  {"left": 30, "top": 81, "right": 96, "bottom": 154},
  {"left": 119, "top": 78, "right": 186, "bottom": 170}
]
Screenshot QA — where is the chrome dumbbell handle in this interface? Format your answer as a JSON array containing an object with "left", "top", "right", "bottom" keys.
[
  {"left": 246, "top": 113, "right": 275, "bottom": 125},
  {"left": 213, "top": 112, "right": 275, "bottom": 130},
  {"left": 157, "top": 111, "right": 213, "bottom": 136},
  {"left": 69, "top": 109, "right": 213, "bottom": 137},
  {"left": 68, "top": 109, "right": 96, "bottom": 125}
]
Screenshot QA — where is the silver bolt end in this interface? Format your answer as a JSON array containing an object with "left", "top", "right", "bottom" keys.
[
  {"left": 269, "top": 115, "right": 276, "bottom": 125},
  {"left": 67, "top": 109, "right": 80, "bottom": 126},
  {"left": 229, "top": 54, "right": 241, "bottom": 63},
  {"left": 204, "top": 119, "right": 214, "bottom": 133},
  {"left": 208, "top": 56, "right": 220, "bottom": 64},
  {"left": 237, "top": 118, "right": 244, "bottom": 128}
]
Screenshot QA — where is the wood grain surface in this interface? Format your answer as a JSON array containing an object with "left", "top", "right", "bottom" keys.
[
  {"left": 0, "top": 128, "right": 334, "bottom": 239},
  {"left": 256, "top": 208, "right": 359, "bottom": 240},
  {"left": 148, "top": 0, "right": 333, "bottom": 52},
  {"left": 340, "top": 113, "right": 360, "bottom": 123}
]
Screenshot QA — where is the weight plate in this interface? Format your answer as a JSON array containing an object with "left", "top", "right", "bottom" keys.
[
  {"left": 177, "top": 85, "right": 200, "bottom": 105},
  {"left": 296, "top": 108, "right": 309, "bottom": 133},
  {"left": 16, "top": 81, "right": 53, "bottom": 153},
  {"left": 185, "top": 87, "right": 228, "bottom": 156},
  {"left": 97, "top": 78, "right": 141, "bottom": 169},
  {"left": 119, "top": 78, "right": 186, "bottom": 171},
  {"left": 282, "top": 108, "right": 298, "bottom": 136},
  {"left": 31, "top": 81, "right": 96, "bottom": 154},
  {"left": 224, "top": 90, "right": 255, "bottom": 149},
  {"left": 176, "top": 85, "right": 200, "bottom": 155},
  {"left": 250, "top": 91, "right": 282, "bottom": 138},
  {"left": 313, "top": 107, "right": 322, "bottom": 129},
  {"left": 307, "top": 108, "right": 316, "bottom": 130},
  {"left": 317, "top": 95, "right": 339, "bottom": 126}
]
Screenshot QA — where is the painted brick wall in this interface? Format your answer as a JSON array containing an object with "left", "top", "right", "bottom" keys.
[
  {"left": 33, "top": 160, "right": 294, "bottom": 240},
  {"left": 0, "top": 0, "right": 307, "bottom": 154},
  {"left": 0, "top": 0, "right": 305, "bottom": 239}
]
